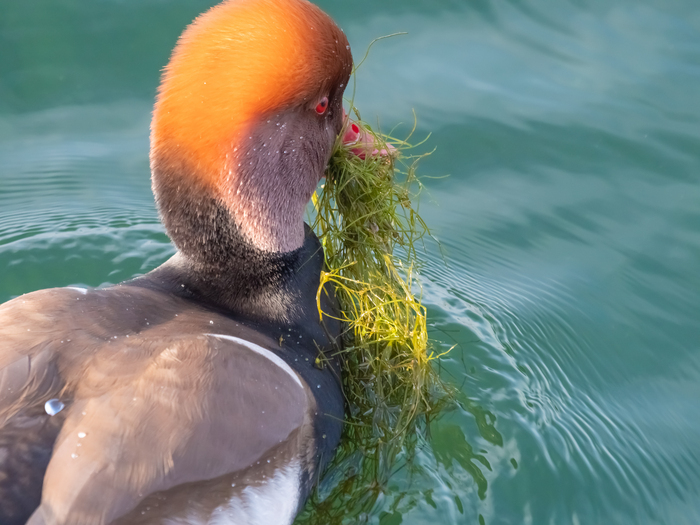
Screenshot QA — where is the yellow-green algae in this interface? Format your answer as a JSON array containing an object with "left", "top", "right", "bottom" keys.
[{"left": 297, "top": 103, "right": 453, "bottom": 523}]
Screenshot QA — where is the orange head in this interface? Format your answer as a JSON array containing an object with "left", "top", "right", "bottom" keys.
[{"left": 151, "top": 0, "right": 352, "bottom": 257}]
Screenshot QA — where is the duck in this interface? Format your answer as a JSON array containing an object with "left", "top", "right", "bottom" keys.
[{"left": 0, "top": 0, "right": 357, "bottom": 523}]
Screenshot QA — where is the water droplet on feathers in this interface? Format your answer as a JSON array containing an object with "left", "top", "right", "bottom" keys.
[{"left": 45, "top": 399, "right": 64, "bottom": 416}]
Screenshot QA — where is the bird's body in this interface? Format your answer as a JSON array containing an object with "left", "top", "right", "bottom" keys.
[
  {"left": 0, "top": 228, "right": 343, "bottom": 525},
  {"left": 0, "top": 0, "right": 354, "bottom": 522}
]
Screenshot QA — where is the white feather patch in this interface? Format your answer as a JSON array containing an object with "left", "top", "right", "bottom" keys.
[
  {"left": 208, "top": 460, "right": 301, "bottom": 525},
  {"left": 205, "top": 334, "right": 303, "bottom": 389}
]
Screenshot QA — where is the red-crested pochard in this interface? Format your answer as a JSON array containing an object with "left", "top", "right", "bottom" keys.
[{"left": 0, "top": 0, "right": 358, "bottom": 523}]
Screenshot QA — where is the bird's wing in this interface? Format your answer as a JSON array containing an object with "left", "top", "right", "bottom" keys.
[
  {"left": 0, "top": 288, "right": 313, "bottom": 525},
  {"left": 35, "top": 332, "right": 313, "bottom": 525},
  {"left": 0, "top": 288, "right": 94, "bottom": 424},
  {"left": 0, "top": 287, "right": 104, "bottom": 523}
]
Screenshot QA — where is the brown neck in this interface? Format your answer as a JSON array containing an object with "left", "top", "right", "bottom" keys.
[
  {"left": 148, "top": 177, "right": 306, "bottom": 323},
  {"left": 148, "top": 152, "right": 320, "bottom": 323}
]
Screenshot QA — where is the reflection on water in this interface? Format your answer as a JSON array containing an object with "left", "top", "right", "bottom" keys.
[
  {"left": 434, "top": 423, "right": 492, "bottom": 501},
  {"left": 2, "top": 0, "right": 700, "bottom": 523}
]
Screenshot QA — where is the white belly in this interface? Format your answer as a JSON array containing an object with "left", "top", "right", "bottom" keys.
[{"left": 163, "top": 460, "right": 302, "bottom": 525}]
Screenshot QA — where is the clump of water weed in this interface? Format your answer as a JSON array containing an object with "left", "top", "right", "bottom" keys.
[{"left": 298, "top": 100, "right": 453, "bottom": 523}]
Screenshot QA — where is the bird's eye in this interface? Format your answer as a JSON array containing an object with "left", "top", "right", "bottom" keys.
[{"left": 315, "top": 97, "right": 329, "bottom": 115}]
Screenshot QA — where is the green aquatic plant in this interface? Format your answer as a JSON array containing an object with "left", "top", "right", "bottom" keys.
[
  {"left": 292, "top": 33, "right": 455, "bottom": 523},
  {"left": 298, "top": 103, "right": 453, "bottom": 522}
]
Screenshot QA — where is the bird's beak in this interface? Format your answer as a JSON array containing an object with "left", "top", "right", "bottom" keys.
[{"left": 342, "top": 108, "right": 396, "bottom": 160}]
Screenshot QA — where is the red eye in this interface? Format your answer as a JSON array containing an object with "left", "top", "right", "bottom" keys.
[{"left": 315, "top": 97, "right": 329, "bottom": 114}]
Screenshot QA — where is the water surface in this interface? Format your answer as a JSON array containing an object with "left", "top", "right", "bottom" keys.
[{"left": 1, "top": 0, "right": 699, "bottom": 523}]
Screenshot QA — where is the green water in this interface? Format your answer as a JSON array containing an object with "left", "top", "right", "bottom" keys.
[{"left": 2, "top": 0, "right": 699, "bottom": 523}]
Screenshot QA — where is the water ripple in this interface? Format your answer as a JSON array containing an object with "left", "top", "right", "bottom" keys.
[{"left": 420, "top": 242, "right": 700, "bottom": 523}]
